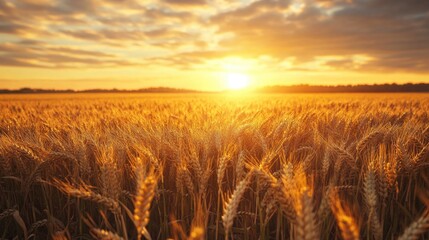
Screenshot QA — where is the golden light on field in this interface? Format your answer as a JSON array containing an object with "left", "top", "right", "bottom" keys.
[
  {"left": 2, "top": 94, "right": 429, "bottom": 239},
  {"left": 226, "top": 73, "right": 250, "bottom": 90}
]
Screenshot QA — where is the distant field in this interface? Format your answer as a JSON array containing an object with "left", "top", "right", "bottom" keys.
[{"left": 1, "top": 93, "right": 429, "bottom": 239}]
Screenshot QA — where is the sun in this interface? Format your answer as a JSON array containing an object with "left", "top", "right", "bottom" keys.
[{"left": 226, "top": 73, "right": 250, "bottom": 90}]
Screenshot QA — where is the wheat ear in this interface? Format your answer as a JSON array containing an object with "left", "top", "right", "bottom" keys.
[
  {"left": 364, "top": 169, "right": 382, "bottom": 239},
  {"left": 0, "top": 207, "right": 16, "bottom": 221},
  {"left": 54, "top": 181, "right": 120, "bottom": 213},
  {"left": 133, "top": 174, "right": 157, "bottom": 239},
  {"left": 295, "top": 189, "right": 319, "bottom": 240},
  {"left": 398, "top": 210, "right": 429, "bottom": 240},
  {"left": 188, "top": 227, "right": 204, "bottom": 240},
  {"left": 91, "top": 228, "right": 124, "bottom": 240},
  {"left": 330, "top": 192, "right": 360, "bottom": 240},
  {"left": 222, "top": 170, "right": 253, "bottom": 239}
]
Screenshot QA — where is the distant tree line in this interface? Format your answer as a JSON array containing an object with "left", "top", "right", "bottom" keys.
[
  {"left": 1, "top": 83, "right": 429, "bottom": 94},
  {"left": 256, "top": 83, "right": 429, "bottom": 93},
  {"left": 0, "top": 87, "right": 201, "bottom": 94}
]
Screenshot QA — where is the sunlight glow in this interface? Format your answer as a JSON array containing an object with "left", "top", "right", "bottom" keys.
[{"left": 226, "top": 73, "right": 250, "bottom": 90}]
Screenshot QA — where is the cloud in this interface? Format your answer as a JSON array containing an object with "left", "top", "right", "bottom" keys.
[
  {"left": 206, "top": 0, "right": 429, "bottom": 72},
  {"left": 0, "top": 41, "right": 135, "bottom": 68},
  {"left": 0, "top": 0, "right": 428, "bottom": 74},
  {"left": 0, "top": 22, "right": 28, "bottom": 34},
  {"left": 162, "top": 0, "right": 207, "bottom": 6}
]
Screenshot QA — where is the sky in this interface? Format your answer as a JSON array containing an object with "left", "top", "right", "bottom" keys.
[{"left": 0, "top": 0, "right": 428, "bottom": 91}]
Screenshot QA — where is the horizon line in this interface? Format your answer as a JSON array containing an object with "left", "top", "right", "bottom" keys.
[{"left": 2, "top": 82, "right": 429, "bottom": 94}]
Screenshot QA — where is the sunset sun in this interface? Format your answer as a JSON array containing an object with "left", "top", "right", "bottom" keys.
[{"left": 226, "top": 73, "right": 250, "bottom": 90}]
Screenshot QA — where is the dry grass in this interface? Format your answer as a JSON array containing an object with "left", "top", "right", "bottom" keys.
[{"left": 1, "top": 93, "right": 429, "bottom": 239}]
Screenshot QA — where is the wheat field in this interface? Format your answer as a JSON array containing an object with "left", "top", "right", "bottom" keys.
[{"left": 1, "top": 93, "right": 429, "bottom": 240}]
